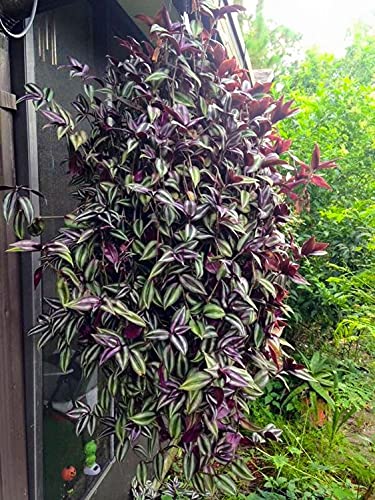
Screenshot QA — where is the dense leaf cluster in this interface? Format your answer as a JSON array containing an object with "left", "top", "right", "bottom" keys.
[
  {"left": 2, "top": 4, "right": 333, "bottom": 495},
  {"left": 278, "top": 27, "right": 375, "bottom": 336}
]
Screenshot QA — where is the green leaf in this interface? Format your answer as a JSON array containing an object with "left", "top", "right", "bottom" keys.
[
  {"left": 240, "top": 190, "right": 251, "bottom": 212},
  {"left": 148, "top": 260, "right": 167, "bottom": 280},
  {"left": 133, "top": 219, "right": 144, "bottom": 238},
  {"left": 115, "top": 346, "right": 130, "bottom": 372},
  {"left": 13, "top": 210, "right": 25, "bottom": 239},
  {"left": 175, "top": 92, "right": 194, "bottom": 107},
  {"left": 130, "top": 350, "right": 146, "bottom": 376},
  {"left": 153, "top": 452, "right": 164, "bottom": 482},
  {"left": 140, "top": 240, "right": 158, "bottom": 261},
  {"left": 190, "top": 166, "right": 201, "bottom": 187},
  {"left": 258, "top": 278, "right": 277, "bottom": 298},
  {"left": 217, "top": 238, "right": 233, "bottom": 257},
  {"left": 77, "top": 228, "right": 95, "bottom": 244},
  {"left": 115, "top": 417, "right": 126, "bottom": 444},
  {"left": 180, "top": 371, "right": 212, "bottom": 391},
  {"left": 145, "top": 71, "right": 169, "bottom": 83},
  {"left": 214, "top": 474, "right": 237, "bottom": 496},
  {"left": 130, "top": 411, "right": 156, "bottom": 426},
  {"left": 147, "top": 105, "right": 161, "bottom": 123},
  {"left": 203, "top": 303, "right": 225, "bottom": 319},
  {"left": 179, "top": 274, "right": 207, "bottom": 296},
  {"left": 18, "top": 196, "right": 34, "bottom": 225},
  {"left": 254, "top": 323, "right": 265, "bottom": 348},
  {"left": 183, "top": 451, "right": 197, "bottom": 481},
  {"left": 61, "top": 267, "right": 81, "bottom": 288},
  {"left": 168, "top": 413, "right": 182, "bottom": 439},
  {"left": 84, "top": 259, "right": 99, "bottom": 282},
  {"left": 60, "top": 347, "right": 71, "bottom": 373},
  {"left": 140, "top": 279, "right": 155, "bottom": 309},
  {"left": 163, "top": 283, "right": 183, "bottom": 309},
  {"left": 70, "top": 130, "right": 88, "bottom": 151},
  {"left": 189, "top": 319, "right": 205, "bottom": 339},
  {"left": 136, "top": 461, "right": 148, "bottom": 486},
  {"left": 107, "top": 372, "right": 118, "bottom": 396},
  {"left": 115, "top": 440, "right": 129, "bottom": 461},
  {"left": 49, "top": 242, "right": 74, "bottom": 266},
  {"left": 309, "top": 381, "right": 335, "bottom": 407},
  {"left": 56, "top": 277, "right": 70, "bottom": 306},
  {"left": 199, "top": 96, "right": 208, "bottom": 116},
  {"left": 110, "top": 300, "right": 146, "bottom": 327},
  {"left": 186, "top": 390, "right": 203, "bottom": 414},
  {"left": 155, "top": 158, "right": 168, "bottom": 177},
  {"left": 145, "top": 329, "right": 169, "bottom": 340},
  {"left": 231, "top": 460, "right": 255, "bottom": 481},
  {"left": 3, "top": 191, "right": 16, "bottom": 223}
]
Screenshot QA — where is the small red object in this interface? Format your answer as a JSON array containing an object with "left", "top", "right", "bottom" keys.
[{"left": 61, "top": 466, "right": 77, "bottom": 482}]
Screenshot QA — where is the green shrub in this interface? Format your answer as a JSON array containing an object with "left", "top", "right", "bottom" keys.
[{"left": 278, "top": 28, "right": 375, "bottom": 342}]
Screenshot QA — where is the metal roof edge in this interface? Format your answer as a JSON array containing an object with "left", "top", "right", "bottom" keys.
[{"left": 221, "top": 0, "right": 255, "bottom": 85}]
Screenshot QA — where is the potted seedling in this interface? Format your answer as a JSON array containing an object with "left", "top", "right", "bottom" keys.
[{"left": 83, "top": 441, "right": 101, "bottom": 477}]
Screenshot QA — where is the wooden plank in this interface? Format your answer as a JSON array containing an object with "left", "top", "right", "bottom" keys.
[
  {"left": 0, "top": 33, "right": 29, "bottom": 500},
  {"left": 10, "top": 28, "right": 44, "bottom": 500},
  {"left": 0, "top": 89, "right": 17, "bottom": 110}
]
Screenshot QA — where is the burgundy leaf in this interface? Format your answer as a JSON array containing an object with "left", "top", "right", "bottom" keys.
[
  {"left": 34, "top": 266, "right": 43, "bottom": 289},
  {"left": 182, "top": 421, "right": 202, "bottom": 443},
  {"left": 301, "top": 236, "right": 329, "bottom": 257},
  {"left": 123, "top": 324, "right": 143, "bottom": 339},
  {"left": 104, "top": 242, "right": 119, "bottom": 264},
  {"left": 311, "top": 143, "right": 320, "bottom": 170},
  {"left": 310, "top": 175, "right": 332, "bottom": 190}
]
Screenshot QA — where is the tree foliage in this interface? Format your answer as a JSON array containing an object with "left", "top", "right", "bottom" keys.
[
  {"left": 278, "top": 25, "right": 375, "bottom": 336},
  {"left": 240, "top": 0, "right": 301, "bottom": 72}
]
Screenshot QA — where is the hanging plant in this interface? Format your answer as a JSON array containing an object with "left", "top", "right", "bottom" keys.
[{"left": 1, "top": 3, "right": 335, "bottom": 496}]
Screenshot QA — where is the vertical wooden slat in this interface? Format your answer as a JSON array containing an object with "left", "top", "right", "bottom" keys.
[
  {"left": 10, "top": 27, "right": 44, "bottom": 500},
  {"left": 0, "top": 33, "right": 29, "bottom": 500}
]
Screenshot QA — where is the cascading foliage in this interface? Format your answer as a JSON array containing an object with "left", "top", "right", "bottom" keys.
[{"left": 2, "top": 2, "right": 335, "bottom": 496}]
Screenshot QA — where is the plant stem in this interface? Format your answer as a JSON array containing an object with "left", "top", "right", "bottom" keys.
[{"left": 41, "top": 215, "right": 65, "bottom": 219}]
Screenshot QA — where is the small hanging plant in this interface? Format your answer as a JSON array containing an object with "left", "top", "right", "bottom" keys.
[{"left": 2, "top": 2, "right": 335, "bottom": 496}]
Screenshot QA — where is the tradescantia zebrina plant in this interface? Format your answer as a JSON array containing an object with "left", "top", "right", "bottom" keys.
[{"left": 2, "top": 3, "right": 336, "bottom": 496}]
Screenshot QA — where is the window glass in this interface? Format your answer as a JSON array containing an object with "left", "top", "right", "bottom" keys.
[{"left": 33, "top": 3, "right": 111, "bottom": 498}]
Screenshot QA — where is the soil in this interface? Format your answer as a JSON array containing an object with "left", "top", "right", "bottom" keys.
[{"left": 345, "top": 404, "right": 375, "bottom": 499}]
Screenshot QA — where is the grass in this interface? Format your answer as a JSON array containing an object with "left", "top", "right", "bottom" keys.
[{"left": 227, "top": 338, "right": 375, "bottom": 500}]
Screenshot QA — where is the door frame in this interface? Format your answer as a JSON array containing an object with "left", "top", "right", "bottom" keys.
[{"left": 0, "top": 32, "right": 29, "bottom": 500}]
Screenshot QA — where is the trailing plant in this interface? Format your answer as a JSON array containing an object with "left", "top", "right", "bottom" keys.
[{"left": 1, "top": 3, "right": 334, "bottom": 496}]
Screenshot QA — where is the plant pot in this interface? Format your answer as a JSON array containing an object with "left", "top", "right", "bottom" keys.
[
  {"left": 83, "top": 463, "right": 101, "bottom": 476},
  {"left": 0, "top": 0, "right": 34, "bottom": 19}
]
